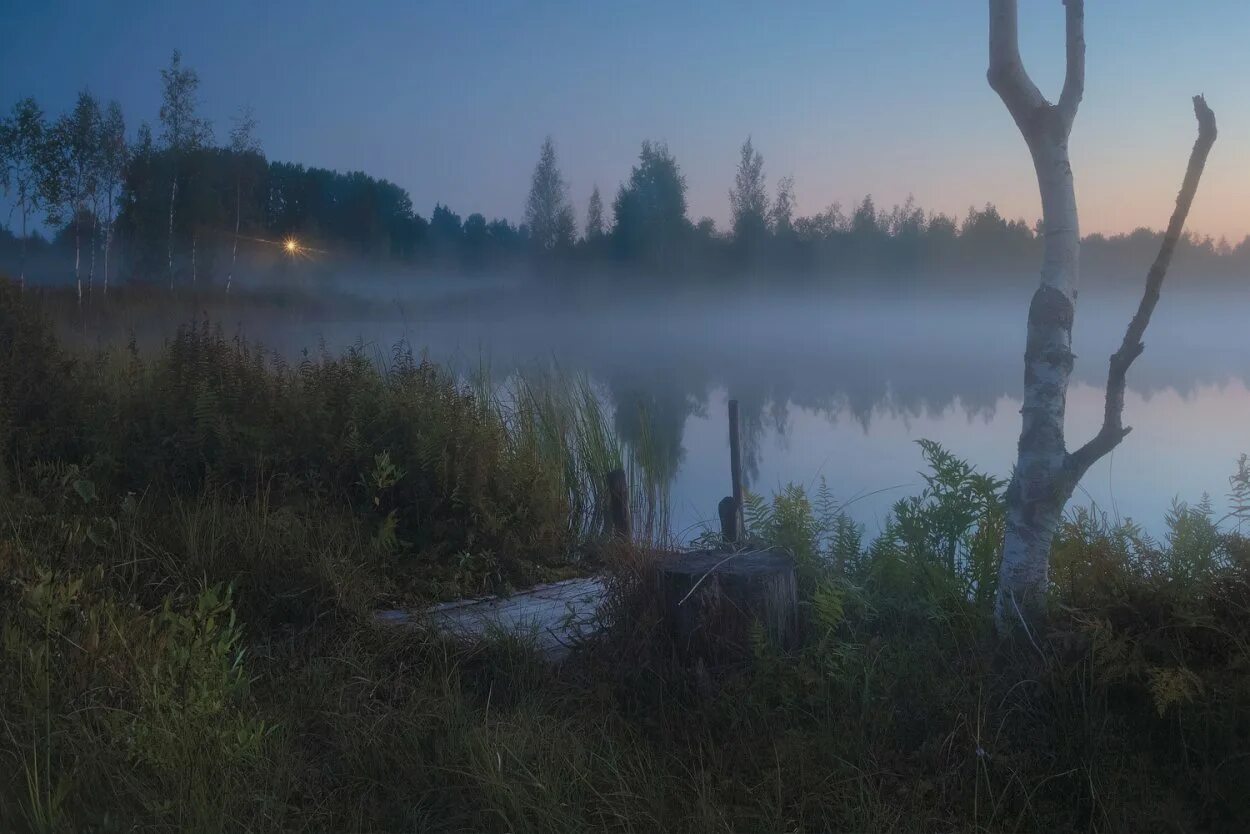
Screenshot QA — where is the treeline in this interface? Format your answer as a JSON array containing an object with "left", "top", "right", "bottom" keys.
[
  {"left": 3, "top": 52, "right": 1249, "bottom": 295},
  {"left": 0, "top": 52, "right": 529, "bottom": 295}
]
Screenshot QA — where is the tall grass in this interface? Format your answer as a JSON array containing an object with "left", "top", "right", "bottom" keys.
[
  {"left": 509, "top": 370, "right": 671, "bottom": 547},
  {"left": 3, "top": 278, "right": 669, "bottom": 599}
]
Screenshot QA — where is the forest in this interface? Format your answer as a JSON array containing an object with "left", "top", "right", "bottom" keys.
[{"left": 5, "top": 51, "right": 1250, "bottom": 296}]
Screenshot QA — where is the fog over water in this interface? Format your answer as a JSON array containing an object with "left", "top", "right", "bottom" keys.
[{"left": 90, "top": 276, "right": 1250, "bottom": 540}]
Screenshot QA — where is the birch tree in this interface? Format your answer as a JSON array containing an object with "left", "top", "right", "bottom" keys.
[
  {"left": 987, "top": 0, "right": 1217, "bottom": 627},
  {"left": 524, "top": 137, "right": 575, "bottom": 251},
  {"left": 46, "top": 91, "right": 102, "bottom": 305},
  {"left": 97, "top": 101, "right": 126, "bottom": 296},
  {"left": 729, "top": 137, "right": 767, "bottom": 248},
  {"left": 158, "top": 51, "right": 211, "bottom": 290},
  {"left": 0, "top": 98, "right": 47, "bottom": 291},
  {"left": 227, "top": 106, "right": 260, "bottom": 294}
]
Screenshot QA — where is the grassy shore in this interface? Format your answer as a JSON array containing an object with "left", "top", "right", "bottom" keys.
[{"left": 3, "top": 280, "right": 1250, "bottom": 832}]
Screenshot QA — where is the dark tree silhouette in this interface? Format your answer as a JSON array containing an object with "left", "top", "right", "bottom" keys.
[
  {"left": 524, "top": 137, "right": 575, "bottom": 251},
  {"left": 729, "top": 137, "right": 768, "bottom": 254},
  {"left": 0, "top": 98, "right": 48, "bottom": 289},
  {"left": 612, "top": 141, "right": 689, "bottom": 268},
  {"left": 43, "top": 90, "right": 102, "bottom": 303},
  {"left": 584, "top": 185, "right": 604, "bottom": 242}
]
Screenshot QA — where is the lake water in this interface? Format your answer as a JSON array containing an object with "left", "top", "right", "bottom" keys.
[{"left": 114, "top": 281, "right": 1250, "bottom": 542}]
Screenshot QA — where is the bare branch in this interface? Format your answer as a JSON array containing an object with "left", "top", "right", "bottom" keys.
[
  {"left": 1067, "top": 96, "right": 1218, "bottom": 480},
  {"left": 988, "top": 0, "right": 1048, "bottom": 135},
  {"left": 1056, "top": 0, "right": 1085, "bottom": 128}
]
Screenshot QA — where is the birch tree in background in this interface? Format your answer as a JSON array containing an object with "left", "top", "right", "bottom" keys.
[
  {"left": 525, "top": 137, "right": 575, "bottom": 251},
  {"left": 729, "top": 137, "right": 767, "bottom": 249},
  {"left": 988, "top": 0, "right": 1217, "bottom": 628},
  {"left": 227, "top": 106, "right": 260, "bottom": 294},
  {"left": 0, "top": 98, "right": 47, "bottom": 291},
  {"left": 97, "top": 101, "right": 126, "bottom": 297},
  {"left": 46, "top": 91, "right": 102, "bottom": 305},
  {"left": 771, "top": 176, "right": 795, "bottom": 238},
  {"left": 158, "top": 50, "right": 211, "bottom": 290}
]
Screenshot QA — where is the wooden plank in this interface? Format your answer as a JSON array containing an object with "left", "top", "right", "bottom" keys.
[{"left": 375, "top": 576, "right": 609, "bottom": 661}]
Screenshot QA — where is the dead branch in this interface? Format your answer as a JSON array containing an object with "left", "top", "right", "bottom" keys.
[{"left": 1067, "top": 95, "right": 1218, "bottom": 480}]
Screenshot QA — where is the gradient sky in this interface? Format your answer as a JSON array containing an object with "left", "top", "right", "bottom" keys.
[{"left": 3, "top": 1, "right": 1248, "bottom": 240}]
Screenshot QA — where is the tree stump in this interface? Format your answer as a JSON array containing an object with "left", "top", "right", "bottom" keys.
[{"left": 658, "top": 548, "right": 798, "bottom": 663}]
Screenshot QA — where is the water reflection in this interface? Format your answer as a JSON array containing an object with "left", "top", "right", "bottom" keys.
[{"left": 84, "top": 286, "right": 1250, "bottom": 537}]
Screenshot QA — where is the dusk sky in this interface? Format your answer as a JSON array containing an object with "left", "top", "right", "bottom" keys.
[{"left": 4, "top": 0, "right": 1248, "bottom": 240}]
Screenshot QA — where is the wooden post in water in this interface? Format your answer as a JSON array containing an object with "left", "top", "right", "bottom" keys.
[
  {"left": 607, "top": 468, "right": 632, "bottom": 540},
  {"left": 727, "top": 399, "right": 744, "bottom": 542}
]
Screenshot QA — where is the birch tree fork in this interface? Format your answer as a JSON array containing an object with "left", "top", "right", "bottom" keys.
[{"left": 988, "top": 0, "right": 1217, "bottom": 628}]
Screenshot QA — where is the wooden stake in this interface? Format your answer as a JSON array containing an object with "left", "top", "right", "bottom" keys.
[
  {"left": 607, "top": 467, "right": 632, "bottom": 540},
  {"left": 728, "top": 399, "right": 744, "bottom": 542}
]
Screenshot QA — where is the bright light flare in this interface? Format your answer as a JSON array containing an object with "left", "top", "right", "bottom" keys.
[{"left": 284, "top": 238, "right": 300, "bottom": 255}]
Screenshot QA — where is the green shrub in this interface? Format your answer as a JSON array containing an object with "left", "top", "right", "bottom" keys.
[
  {"left": 0, "top": 284, "right": 663, "bottom": 598},
  {"left": 0, "top": 282, "right": 89, "bottom": 493},
  {"left": 0, "top": 564, "right": 270, "bottom": 831}
]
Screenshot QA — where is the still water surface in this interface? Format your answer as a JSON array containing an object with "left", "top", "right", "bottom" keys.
[{"left": 225, "top": 284, "right": 1250, "bottom": 540}]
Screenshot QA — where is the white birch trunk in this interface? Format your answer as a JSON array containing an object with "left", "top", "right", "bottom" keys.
[
  {"left": 74, "top": 213, "right": 82, "bottom": 306},
  {"left": 88, "top": 206, "right": 98, "bottom": 298},
  {"left": 228, "top": 182, "right": 240, "bottom": 294},
  {"left": 998, "top": 135, "right": 1079, "bottom": 622},
  {"left": 18, "top": 201, "right": 26, "bottom": 292},
  {"left": 168, "top": 178, "right": 178, "bottom": 290},
  {"left": 103, "top": 189, "right": 113, "bottom": 297}
]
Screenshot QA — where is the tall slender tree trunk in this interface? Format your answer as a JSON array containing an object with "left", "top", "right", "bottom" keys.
[
  {"left": 987, "top": 0, "right": 1087, "bottom": 626},
  {"left": 74, "top": 213, "right": 82, "bottom": 306},
  {"left": 88, "top": 207, "right": 98, "bottom": 298},
  {"left": 191, "top": 231, "right": 197, "bottom": 285},
  {"left": 228, "top": 181, "right": 240, "bottom": 294},
  {"left": 168, "top": 177, "right": 178, "bottom": 290},
  {"left": 998, "top": 133, "right": 1081, "bottom": 622},
  {"left": 18, "top": 202, "right": 27, "bottom": 292},
  {"left": 103, "top": 190, "right": 113, "bottom": 297}
]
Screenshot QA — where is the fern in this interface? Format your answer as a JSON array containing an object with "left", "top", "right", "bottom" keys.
[
  {"left": 1146, "top": 666, "right": 1204, "bottom": 717},
  {"left": 829, "top": 512, "right": 863, "bottom": 574},
  {"left": 810, "top": 579, "right": 845, "bottom": 634}
]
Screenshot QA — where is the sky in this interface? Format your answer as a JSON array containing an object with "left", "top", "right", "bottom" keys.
[{"left": 3, "top": 0, "right": 1249, "bottom": 241}]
